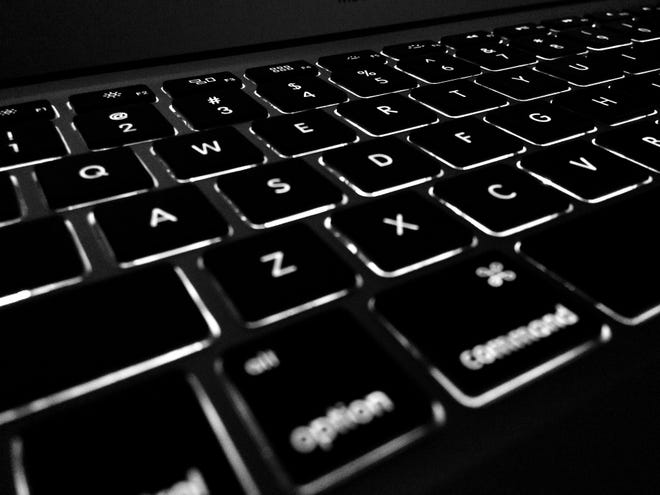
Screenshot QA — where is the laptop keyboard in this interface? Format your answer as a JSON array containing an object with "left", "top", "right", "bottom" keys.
[{"left": 1, "top": 4, "right": 660, "bottom": 494}]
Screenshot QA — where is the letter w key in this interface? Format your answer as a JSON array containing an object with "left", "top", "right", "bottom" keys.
[{"left": 153, "top": 127, "right": 265, "bottom": 180}]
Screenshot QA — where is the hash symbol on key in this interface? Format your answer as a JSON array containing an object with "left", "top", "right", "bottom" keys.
[{"left": 476, "top": 262, "right": 516, "bottom": 287}]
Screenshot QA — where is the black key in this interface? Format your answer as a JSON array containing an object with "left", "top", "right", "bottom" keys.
[
  {"left": 609, "top": 43, "right": 660, "bottom": 74},
  {"left": 0, "top": 174, "right": 20, "bottom": 222},
  {"left": 321, "top": 137, "right": 443, "bottom": 195},
  {"left": 563, "top": 27, "right": 631, "bottom": 50},
  {"left": 374, "top": 251, "right": 607, "bottom": 405},
  {"left": 69, "top": 84, "right": 156, "bottom": 113},
  {"left": 493, "top": 23, "right": 545, "bottom": 39},
  {"left": 433, "top": 163, "right": 571, "bottom": 236},
  {"left": 442, "top": 31, "right": 496, "bottom": 48},
  {"left": 595, "top": 120, "right": 660, "bottom": 171},
  {"left": 329, "top": 191, "right": 475, "bottom": 275},
  {"left": 251, "top": 110, "right": 356, "bottom": 157},
  {"left": 410, "top": 80, "right": 509, "bottom": 118},
  {"left": 542, "top": 16, "right": 591, "bottom": 30},
  {"left": 519, "top": 186, "right": 660, "bottom": 324},
  {"left": 173, "top": 89, "right": 267, "bottom": 130},
  {"left": 216, "top": 158, "right": 344, "bottom": 227},
  {"left": 203, "top": 225, "right": 355, "bottom": 324},
  {"left": 245, "top": 60, "right": 318, "bottom": 84},
  {"left": 0, "top": 265, "right": 212, "bottom": 416},
  {"left": 329, "top": 65, "right": 417, "bottom": 98},
  {"left": 336, "top": 94, "right": 438, "bottom": 136},
  {"left": 36, "top": 148, "right": 154, "bottom": 210},
  {"left": 519, "top": 141, "right": 651, "bottom": 202},
  {"left": 256, "top": 77, "right": 347, "bottom": 113},
  {"left": 604, "top": 19, "right": 660, "bottom": 42},
  {"left": 610, "top": 72, "right": 660, "bottom": 100},
  {"left": 554, "top": 86, "right": 655, "bottom": 126},
  {"left": 510, "top": 32, "right": 587, "bottom": 60},
  {"left": 0, "top": 121, "right": 67, "bottom": 168},
  {"left": 162, "top": 71, "right": 242, "bottom": 97},
  {"left": 0, "top": 100, "right": 55, "bottom": 124},
  {"left": 476, "top": 67, "right": 570, "bottom": 100},
  {"left": 0, "top": 216, "right": 84, "bottom": 300},
  {"left": 222, "top": 310, "right": 437, "bottom": 485},
  {"left": 485, "top": 101, "right": 596, "bottom": 146},
  {"left": 317, "top": 50, "right": 387, "bottom": 72},
  {"left": 409, "top": 117, "right": 526, "bottom": 169},
  {"left": 94, "top": 185, "right": 228, "bottom": 264},
  {"left": 153, "top": 127, "right": 265, "bottom": 180},
  {"left": 382, "top": 40, "right": 446, "bottom": 60},
  {"left": 19, "top": 374, "right": 246, "bottom": 495},
  {"left": 74, "top": 104, "right": 174, "bottom": 150},
  {"left": 456, "top": 44, "right": 537, "bottom": 71},
  {"left": 396, "top": 54, "right": 481, "bottom": 84},
  {"left": 537, "top": 54, "right": 625, "bottom": 86}
]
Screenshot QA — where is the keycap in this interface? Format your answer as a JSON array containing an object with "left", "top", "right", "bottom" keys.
[
  {"left": 162, "top": 71, "right": 242, "bottom": 97},
  {"left": 605, "top": 19, "right": 660, "bottom": 42},
  {"left": 410, "top": 80, "right": 509, "bottom": 118},
  {"left": 74, "top": 104, "right": 174, "bottom": 150},
  {"left": 173, "top": 89, "right": 268, "bottom": 130},
  {"left": 0, "top": 265, "right": 211, "bottom": 417},
  {"left": 328, "top": 191, "right": 475, "bottom": 275},
  {"left": 485, "top": 101, "right": 596, "bottom": 146},
  {"left": 19, "top": 374, "right": 246, "bottom": 495},
  {"left": 373, "top": 251, "right": 607, "bottom": 405},
  {"left": 216, "top": 158, "right": 344, "bottom": 227},
  {"left": 519, "top": 186, "right": 660, "bottom": 324},
  {"left": 203, "top": 225, "right": 356, "bottom": 324},
  {"left": 476, "top": 67, "right": 570, "bottom": 100},
  {"left": 455, "top": 44, "right": 536, "bottom": 71},
  {"left": 0, "top": 122, "right": 67, "bottom": 168},
  {"left": 329, "top": 65, "right": 417, "bottom": 98},
  {"left": 94, "top": 185, "right": 228, "bottom": 264},
  {"left": 245, "top": 60, "right": 318, "bottom": 84},
  {"left": 0, "top": 216, "right": 84, "bottom": 301},
  {"left": 0, "top": 100, "right": 55, "bottom": 124},
  {"left": 251, "top": 110, "right": 356, "bottom": 157},
  {"left": 563, "top": 26, "right": 631, "bottom": 50},
  {"left": 321, "top": 137, "right": 442, "bottom": 195},
  {"left": 609, "top": 44, "right": 660, "bottom": 74},
  {"left": 317, "top": 50, "right": 387, "bottom": 72},
  {"left": 594, "top": 120, "right": 660, "bottom": 171},
  {"left": 336, "top": 94, "right": 438, "bottom": 136},
  {"left": 382, "top": 40, "right": 446, "bottom": 60},
  {"left": 0, "top": 174, "right": 20, "bottom": 222},
  {"left": 69, "top": 84, "right": 156, "bottom": 113},
  {"left": 153, "top": 127, "right": 265, "bottom": 180},
  {"left": 537, "top": 54, "right": 625, "bottom": 86},
  {"left": 610, "top": 71, "right": 660, "bottom": 100},
  {"left": 519, "top": 141, "right": 651, "bottom": 202},
  {"left": 396, "top": 54, "right": 481, "bottom": 84},
  {"left": 493, "top": 23, "right": 545, "bottom": 39},
  {"left": 542, "top": 16, "right": 591, "bottom": 30},
  {"left": 554, "top": 86, "right": 655, "bottom": 126},
  {"left": 442, "top": 31, "right": 496, "bottom": 48},
  {"left": 36, "top": 147, "right": 154, "bottom": 210},
  {"left": 221, "top": 309, "right": 438, "bottom": 484},
  {"left": 256, "top": 77, "right": 347, "bottom": 113},
  {"left": 510, "top": 32, "right": 587, "bottom": 60},
  {"left": 432, "top": 163, "right": 571, "bottom": 236},
  {"left": 409, "top": 117, "right": 526, "bottom": 169}
]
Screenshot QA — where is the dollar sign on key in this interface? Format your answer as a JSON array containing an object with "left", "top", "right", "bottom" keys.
[{"left": 288, "top": 82, "right": 302, "bottom": 90}]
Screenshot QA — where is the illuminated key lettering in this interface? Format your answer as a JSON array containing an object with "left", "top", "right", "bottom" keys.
[
  {"left": 368, "top": 153, "right": 393, "bottom": 167},
  {"left": 294, "top": 122, "right": 314, "bottom": 134},
  {"left": 150, "top": 207, "right": 178, "bottom": 227},
  {"left": 79, "top": 164, "right": 110, "bottom": 180}
]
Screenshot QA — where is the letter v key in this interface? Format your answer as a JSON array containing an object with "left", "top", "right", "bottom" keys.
[{"left": 569, "top": 156, "right": 597, "bottom": 171}]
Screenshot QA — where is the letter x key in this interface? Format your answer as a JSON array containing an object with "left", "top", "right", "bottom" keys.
[{"left": 383, "top": 214, "right": 420, "bottom": 236}]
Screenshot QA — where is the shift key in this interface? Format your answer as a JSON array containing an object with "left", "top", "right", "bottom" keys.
[
  {"left": 0, "top": 265, "right": 213, "bottom": 421},
  {"left": 221, "top": 309, "right": 440, "bottom": 489},
  {"left": 374, "top": 252, "right": 608, "bottom": 407}
]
